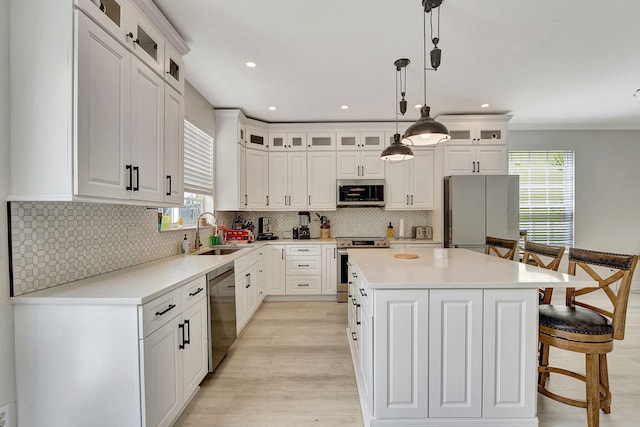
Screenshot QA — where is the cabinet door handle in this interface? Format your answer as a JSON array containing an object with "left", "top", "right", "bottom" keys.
[
  {"left": 411, "top": 195, "right": 413, "bottom": 205},
  {"left": 472, "top": 161, "right": 476, "bottom": 173},
  {"left": 357, "top": 165, "right": 360, "bottom": 176},
  {"left": 356, "top": 303, "right": 361, "bottom": 325},
  {"left": 361, "top": 165, "right": 364, "bottom": 175},
  {"left": 359, "top": 288, "right": 367, "bottom": 297},
  {"left": 266, "top": 195, "right": 269, "bottom": 206},
  {"left": 308, "top": 195, "right": 311, "bottom": 205},
  {"left": 133, "top": 166, "right": 139, "bottom": 191},
  {"left": 334, "top": 248, "right": 336, "bottom": 258},
  {"left": 352, "top": 331, "right": 358, "bottom": 341},
  {"left": 284, "top": 195, "right": 288, "bottom": 206},
  {"left": 184, "top": 319, "right": 191, "bottom": 345},
  {"left": 245, "top": 194, "right": 248, "bottom": 206},
  {"left": 166, "top": 175, "right": 172, "bottom": 196},
  {"left": 281, "top": 248, "right": 285, "bottom": 260},
  {"left": 406, "top": 194, "right": 410, "bottom": 205},
  {"left": 178, "top": 322, "right": 186, "bottom": 349},
  {"left": 155, "top": 304, "right": 176, "bottom": 317},
  {"left": 188, "top": 287, "right": 204, "bottom": 297},
  {"left": 477, "top": 161, "right": 480, "bottom": 172},
  {"left": 126, "top": 165, "right": 133, "bottom": 191}
]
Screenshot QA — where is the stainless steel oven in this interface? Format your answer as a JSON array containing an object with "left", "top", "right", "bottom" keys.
[{"left": 336, "top": 237, "right": 389, "bottom": 302}]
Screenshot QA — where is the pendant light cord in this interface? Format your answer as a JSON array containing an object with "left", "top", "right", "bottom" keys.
[
  {"left": 423, "top": 11, "right": 427, "bottom": 105},
  {"left": 395, "top": 65, "right": 399, "bottom": 134}
]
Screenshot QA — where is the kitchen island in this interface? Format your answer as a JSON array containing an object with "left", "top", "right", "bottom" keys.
[{"left": 346, "top": 247, "right": 593, "bottom": 427}]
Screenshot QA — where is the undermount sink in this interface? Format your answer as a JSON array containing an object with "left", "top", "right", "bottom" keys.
[{"left": 198, "top": 247, "right": 246, "bottom": 256}]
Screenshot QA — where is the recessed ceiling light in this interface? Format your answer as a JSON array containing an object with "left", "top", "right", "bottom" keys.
[
  {"left": 246, "top": 61, "right": 257, "bottom": 68},
  {"left": 414, "top": 104, "right": 423, "bottom": 109},
  {"left": 268, "top": 106, "right": 276, "bottom": 111},
  {"left": 481, "top": 103, "right": 490, "bottom": 108},
  {"left": 341, "top": 105, "right": 349, "bottom": 110}
]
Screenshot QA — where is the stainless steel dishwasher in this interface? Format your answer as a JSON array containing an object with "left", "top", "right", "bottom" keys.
[{"left": 207, "top": 262, "right": 236, "bottom": 371}]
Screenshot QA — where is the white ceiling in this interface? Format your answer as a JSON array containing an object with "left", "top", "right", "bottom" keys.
[{"left": 154, "top": 0, "right": 640, "bottom": 129}]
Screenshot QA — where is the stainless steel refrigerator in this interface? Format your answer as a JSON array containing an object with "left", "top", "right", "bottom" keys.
[{"left": 444, "top": 175, "right": 520, "bottom": 252}]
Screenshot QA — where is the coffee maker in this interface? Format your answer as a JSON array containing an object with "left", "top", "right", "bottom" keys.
[
  {"left": 297, "top": 211, "right": 311, "bottom": 239},
  {"left": 257, "top": 217, "right": 278, "bottom": 240}
]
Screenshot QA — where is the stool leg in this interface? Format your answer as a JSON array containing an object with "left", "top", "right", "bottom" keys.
[
  {"left": 586, "top": 353, "right": 600, "bottom": 427},
  {"left": 538, "top": 341, "right": 550, "bottom": 387},
  {"left": 599, "top": 354, "right": 610, "bottom": 414}
]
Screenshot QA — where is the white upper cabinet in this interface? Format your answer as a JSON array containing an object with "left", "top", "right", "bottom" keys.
[
  {"left": 129, "top": 56, "right": 165, "bottom": 203},
  {"left": 75, "top": 11, "right": 131, "bottom": 201},
  {"left": 126, "top": 6, "right": 165, "bottom": 75},
  {"left": 246, "top": 127, "right": 269, "bottom": 151},
  {"left": 307, "top": 152, "right": 337, "bottom": 210},
  {"left": 385, "top": 149, "right": 434, "bottom": 210},
  {"left": 307, "top": 132, "right": 336, "bottom": 150},
  {"left": 10, "top": 0, "right": 188, "bottom": 205},
  {"left": 215, "top": 110, "right": 248, "bottom": 210},
  {"left": 337, "top": 151, "right": 385, "bottom": 179},
  {"left": 245, "top": 148, "right": 269, "bottom": 209},
  {"left": 438, "top": 115, "right": 511, "bottom": 176},
  {"left": 164, "top": 41, "right": 184, "bottom": 94},
  {"left": 268, "top": 152, "right": 307, "bottom": 210},
  {"left": 438, "top": 116, "right": 509, "bottom": 146},
  {"left": 337, "top": 131, "right": 385, "bottom": 151},
  {"left": 164, "top": 87, "right": 184, "bottom": 204},
  {"left": 269, "top": 132, "right": 306, "bottom": 151}
]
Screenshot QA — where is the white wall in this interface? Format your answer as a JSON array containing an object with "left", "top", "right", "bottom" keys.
[
  {"left": 509, "top": 130, "right": 640, "bottom": 256},
  {"left": 0, "top": 0, "right": 17, "bottom": 423}
]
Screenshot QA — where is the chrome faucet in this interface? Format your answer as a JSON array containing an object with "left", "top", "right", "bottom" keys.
[{"left": 195, "top": 212, "right": 217, "bottom": 250}]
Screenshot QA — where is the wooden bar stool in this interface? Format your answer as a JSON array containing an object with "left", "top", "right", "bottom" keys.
[
  {"left": 484, "top": 236, "right": 519, "bottom": 261},
  {"left": 521, "top": 241, "right": 565, "bottom": 304},
  {"left": 538, "top": 248, "right": 638, "bottom": 427}
]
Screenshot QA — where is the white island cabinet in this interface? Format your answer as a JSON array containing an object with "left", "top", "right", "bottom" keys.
[{"left": 347, "top": 247, "right": 593, "bottom": 427}]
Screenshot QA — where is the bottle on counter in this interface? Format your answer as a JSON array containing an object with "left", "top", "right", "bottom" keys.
[
  {"left": 181, "top": 234, "right": 190, "bottom": 254},
  {"left": 387, "top": 222, "right": 394, "bottom": 238}
]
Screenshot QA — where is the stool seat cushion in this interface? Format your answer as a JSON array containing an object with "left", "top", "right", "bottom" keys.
[{"left": 539, "top": 305, "right": 613, "bottom": 336}]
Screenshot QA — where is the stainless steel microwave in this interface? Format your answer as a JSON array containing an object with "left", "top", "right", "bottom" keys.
[{"left": 337, "top": 180, "right": 385, "bottom": 207}]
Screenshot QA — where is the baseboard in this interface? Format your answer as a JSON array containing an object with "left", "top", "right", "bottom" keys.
[{"left": 264, "top": 295, "right": 337, "bottom": 302}]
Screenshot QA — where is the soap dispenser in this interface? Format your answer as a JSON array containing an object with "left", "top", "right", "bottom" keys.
[
  {"left": 181, "top": 234, "right": 190, "bottom": 254},
  {"left": 387, "top": 222, "right": 394, "bottom": 238}
]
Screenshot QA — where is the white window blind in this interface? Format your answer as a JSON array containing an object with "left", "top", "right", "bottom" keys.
[
  {"left": 508, "top": 150, "right": 574, "bottom": 247},
  {"left": 184, "top": 120, "right": 213, "bottom": 195}
]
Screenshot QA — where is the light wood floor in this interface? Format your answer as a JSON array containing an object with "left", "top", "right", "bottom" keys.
[{"left": 174, "top": 292, "right": 640, "bottom": 427}]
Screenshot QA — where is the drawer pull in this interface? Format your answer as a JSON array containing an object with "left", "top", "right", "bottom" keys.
[
  {"left": 359, "top": 288, "right": 367, "bottom": 297},
  {"left": 298, "top": 283, "right": 310, "bottom": 287},
  {"left": 188, "top": 287, "right": 204, "bottom": 297},
  {"left": 298, "top": 264, "right": 310, "bottom": 267},
  {"left": 298, "top": 249, "right": 310, "bottom": 252},
  {"left": 155, "top": 304, "right": 176, "bottom": 317},
  {"left": 352, "top": 331, "right": 358, "bottom": 341}
]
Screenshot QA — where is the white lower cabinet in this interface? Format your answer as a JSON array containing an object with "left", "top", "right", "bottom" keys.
[
  {"left": 349, "top": 279, "right": 538, "bottom": 425},
  {"left": 266, "top": 244, "right": 286, "bottom": 295},
  {"left": 13, "top": 275, "right": 208, "bottom": 427},
  {"left": 322, "top": 244, "right": 337, "bottom": 295},
  {"left": 235, "top": 250, "right": 263, "bottom": 334}
]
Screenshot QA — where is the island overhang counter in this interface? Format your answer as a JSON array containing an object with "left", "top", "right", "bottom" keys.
[{"left": 346, "top": 247, "right": 594, "bottom": 427}]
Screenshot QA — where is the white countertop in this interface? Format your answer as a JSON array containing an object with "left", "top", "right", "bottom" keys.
[
  {"left": 348, "top": 248, "right": 594, "bottom": 289},
  {"left": 12, "top": 245, "right": 262, "bottom": 305},
  {"left": 12, "top": 239, "right": 338, "bottom": 306}
]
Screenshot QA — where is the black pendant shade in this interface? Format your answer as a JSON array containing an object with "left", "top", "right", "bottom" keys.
[
  {"left": 381, "top": 133, "right": 414, "bottom": 162},
  {"left": 403, "top": 106, "right": 450, "bottom": 146}
]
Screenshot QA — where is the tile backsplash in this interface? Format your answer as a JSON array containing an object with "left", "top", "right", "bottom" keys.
[
  {"left": 10, "top": 203, "right": 434, "bottom": 296},
  {"left": 9, "top": 202, "right": 197, "bottom": 296}
]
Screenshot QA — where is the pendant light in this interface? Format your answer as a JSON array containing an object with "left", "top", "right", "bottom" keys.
[
  {"left": 403, "top": 0, "right": 450, "bottom": 146},
  {"left": 381, "top": 59, "right": 414, "bottom": 162}
]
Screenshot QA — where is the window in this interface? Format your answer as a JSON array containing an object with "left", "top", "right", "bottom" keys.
[
  {"left": 508, "top": 150, "right": 574, "bottom": 247},
  {"left": 160, "top": 120, "right": 214, "bottom": 228}
]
